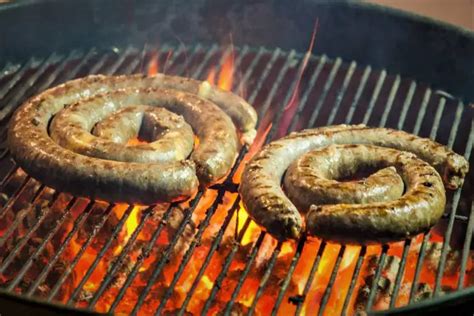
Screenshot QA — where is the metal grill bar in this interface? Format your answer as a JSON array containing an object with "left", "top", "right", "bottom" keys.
[
  {"left": 270, "top": 52, "right": 324, "bottom": 139},
  {"left": 326, "top": 61, "right": 357, "bottom": 125},
  {"left": 201, "top": 219, "right": 258, "bottom": 314},
  {"left": 361, "top": 70, "right": 386, "bottom": 124},
  {"left": 412, "top": 88, "right": 432, "bottom": 135},
  {"left": 0, "top": 58, "right": 39, "bottom": 102},
  {"left": 247, "top": 241, "right": 282, "bottom": 316},
  {"left": 223, "top": 233, "right": 266, "bottom": 315},
  {"left": 434, "top": 119, "right": 473, "bottom": 296},
  {"left": 191, "top": 44, "right": 219, "bottom": 79},
  {"left": 294, "top": 242, "right": 326, "bottom": 315},
  {"left": 177, "top": 199, "right": 247, "bottom": 316},
  {"left": 270, "top": 236, "right": 306, "bottom": 315},
  {"left": 288, "top": 55, "right": 327, "bottom": 132},
  {"left": 6, "top": 199, "right": 95, "bottom": 291},
  {"left": 389, "top": 240, "right": 412, "bottom": 308},
  {"left": 42, "top": 204, "right": 114, "bottom": 301},
  {"left": 87, "top": 205, "right": 156, "bottom": 307},
  {"left": 247, "top": 48, "right": 281, "bottom": 107},
  {"left": 344, "top": 66, "right": 372, "bottom": 123},
  {"left": 318, "top": 245, "right": 345, "bottom": 315},
  {"left": 341, "top": 246, "right": 366, "bottom": 314},
  {"left": 0, "top": 184, "right": 46, "bottom": 247},
  {"left": 172, "top": 44, "right": 202, "bottom": 77},
  {"left": 258, "top": 50, "right": 297, "bottom": 118},
  {"left": 366, "top": 245, "right": 389, "bottom": 310},
  {"left": 65, "top": 204, "right": 134, "bottom": 303},
  {"left": 409, "top": 233, "right": 430, "bottom": 302},
  {"left": 447, "top": 101, "right": 464, "bottom": 148},
  {"left": 101, "top": 46, "right": 136, "bottom": 75},
  {"left": 236, "top": 47, "right": 266, "bottom": 93},
  {"left": 0, "top": 64, "right": 21, "bottom": 78},
  {"left": 0, "top": 176, "right": 33, "bottom": 220},
  {"left": 307, "top": 58, "right": 342, "bottom": 128},
  {"left": 107, "top": 202, "right": 174, "bottom": 311},
  {"left": 397, "top": 81, "right": 417, "bottom": 129},
  {"left": 0, "top": 53, "right": 62, "bottom": 122},
  {"left": 458, "top": 202, "right": 474, "bottom": 289},
  {"left": 26, "top": 203, "right": 115, "bottom": 297},
  {"left": 0, "top": 196, "right": 75, "bottom": 275},
  {"left": 378, "top": 75, "right": 401, "bottom": 127},
  {"left": 152, "top": 192, "right": 227, "bottom": 315},
  {"left": 0, "top": 50, "right": 93, "bottom": 146},
  {"left": 88, "top": 53, "right": 110, "bottom": 75},
  {"left": 429, "top": 98, "right": 446, "bottom": 139}
]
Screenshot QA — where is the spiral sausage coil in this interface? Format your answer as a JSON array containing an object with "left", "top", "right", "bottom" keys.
[
  {"left": 8, "top": 74, "right": 257, "bottom": 204},
  {"left": 239, "top": 124, "right": 469, "bottom": 244}
]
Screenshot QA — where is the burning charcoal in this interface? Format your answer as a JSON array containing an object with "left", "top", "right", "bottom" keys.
[
  {"left": 354, "top": 284, "right": 370, "bottom": 313},
  {"left": 78, "top": 289, "right": 94, "bottom": 303},
  {"left": 110, "top": 256, "right": 137, "bottom": 288},
  {"left": 413, "top": 283, "right": 432, "bottom": 302},
  {"left": 228, "top": 302, "right": 250, "bottom": 316},
  {"left": 355, "top": 255, "right": 401, "bottom": 311},
  {"left": 425, "top": 242, "right": 461, "bottom": 276},
  {"left": 288, "top": 294, "right": 305, "bottom": 305}
]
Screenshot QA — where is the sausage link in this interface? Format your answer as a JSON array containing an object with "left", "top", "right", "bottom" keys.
[
  {"left": 53, "top": 104, "right": 195, "bottom": 163},
  {"left": 8, "top": 74, "right": 255, "bottom": 204},
  {"left": 306, "top": 145, "right": 446, "bottom": 244},
  {"left": 284, "top": 145, "right": 404, "bottom": 212},
  {"left": 239, "top": 124, "right": 467, "bottom": 241}
]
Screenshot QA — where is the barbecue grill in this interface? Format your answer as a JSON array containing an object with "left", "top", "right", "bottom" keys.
[{"left": 0, "top": 1, "right": 473, "bottom": 315}]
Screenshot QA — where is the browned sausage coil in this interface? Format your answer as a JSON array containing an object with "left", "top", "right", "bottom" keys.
[
  {"left": 239, "top": 124, "right": 469, "bottom": 243},
  {"left": 8, "top": 74, "right": 257, "bottom": 204}
]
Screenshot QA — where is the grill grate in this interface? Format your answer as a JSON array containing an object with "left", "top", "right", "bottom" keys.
[{"left": 0, "top": 44, "right": 472, "bottom": 315}]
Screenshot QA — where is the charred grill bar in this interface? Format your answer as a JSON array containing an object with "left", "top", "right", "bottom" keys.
[{"left": 0, "top": 44, "right": 473, "bottom": 315}]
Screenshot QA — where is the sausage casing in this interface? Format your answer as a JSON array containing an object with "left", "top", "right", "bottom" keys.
[
  {"left": 239, "top": 124, "right": 467, "bottom": 241},
  {"left": 305, "top": 145, "right": 446, "bottom": 244},
  {"left": 8, "top": 74, "right": 256, "bottom": 204}
]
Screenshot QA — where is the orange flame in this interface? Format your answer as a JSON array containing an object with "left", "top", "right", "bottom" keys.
[
  {"left": 147, "top": 52, "right": 159, "bottom": 76},
  {"left": 206, "top": 67, "right": 217, "bottom": 85},
  {"left": 217, "top": 52, "right": 234, "bottom": 91},
  {"left": 206, "top": 49, "right": 235, "bottom": 91},
  {"left": 277, "top": 19, "right": 319, "bottom": 138}
]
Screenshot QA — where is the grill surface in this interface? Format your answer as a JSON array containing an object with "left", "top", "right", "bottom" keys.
[{"left": 0, "top": 45, "right": 473, "bottom": 315}]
